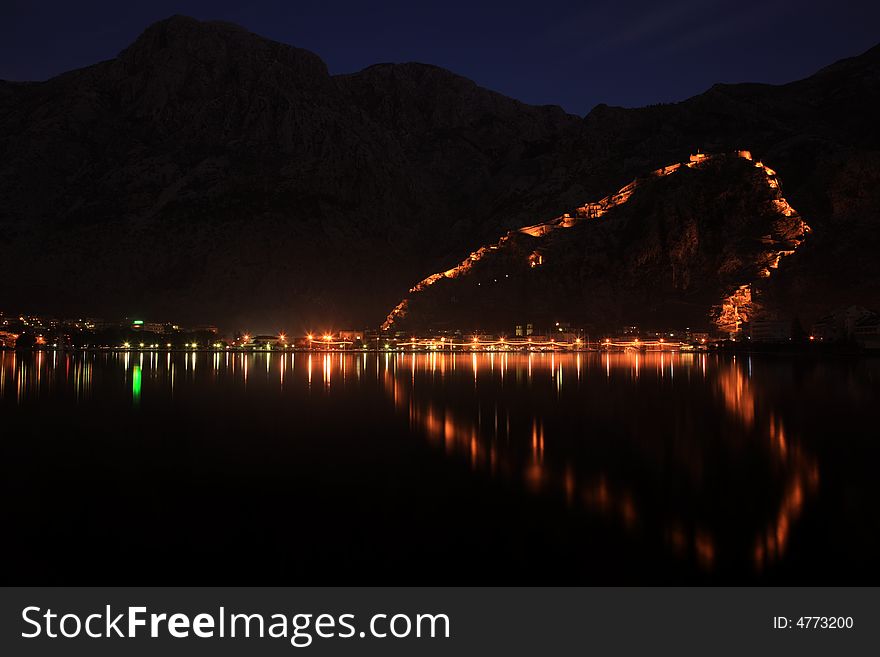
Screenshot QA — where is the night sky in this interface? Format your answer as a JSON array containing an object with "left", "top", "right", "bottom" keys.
[{"left": 2, "top": 0, "right": 879, "bottom": 114}]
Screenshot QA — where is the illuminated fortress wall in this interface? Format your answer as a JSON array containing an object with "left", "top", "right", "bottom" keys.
[{"left": 382, "top": 151, "right": 809, "bottom": 334}]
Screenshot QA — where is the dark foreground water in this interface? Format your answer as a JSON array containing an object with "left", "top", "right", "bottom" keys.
[{"left": 2, "top": 349, "right": 879, "bottom": 584}]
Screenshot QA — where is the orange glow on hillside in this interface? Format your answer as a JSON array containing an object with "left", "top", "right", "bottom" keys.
[{"left": 382, "top": 151, "right": 810, "bottom": 332}]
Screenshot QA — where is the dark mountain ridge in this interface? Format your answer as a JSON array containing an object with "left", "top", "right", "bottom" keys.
[{"left": 1, "top": 15, "right": 878, "bottom": 331}]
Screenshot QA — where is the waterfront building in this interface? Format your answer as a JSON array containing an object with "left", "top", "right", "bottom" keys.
[
  {"left": 750, "top": 318, "right": 791, "bottom": 343},
  {"left": 811, "top": 306, "right": 874, "bottom": 341},
  {"left": 853, "top": 313, "right": 880, "bottom": 350}
]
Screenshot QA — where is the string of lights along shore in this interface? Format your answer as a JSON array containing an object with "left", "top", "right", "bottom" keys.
[{"left": 3, "top": 307, "right": 863, "bottom": 353}]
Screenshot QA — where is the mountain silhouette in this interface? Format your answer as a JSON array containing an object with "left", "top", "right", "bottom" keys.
[{"left": 1, "top": 16, "right": 878, "bottom": 331}]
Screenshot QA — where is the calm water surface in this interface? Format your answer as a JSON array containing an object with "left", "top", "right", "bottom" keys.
[{"left": 2, "top": 350, "right": 879, "bottom": 583}]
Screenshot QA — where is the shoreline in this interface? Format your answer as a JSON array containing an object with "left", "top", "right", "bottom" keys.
[{"left": 3, "top": 346, "right": 878, "bottom": 356}]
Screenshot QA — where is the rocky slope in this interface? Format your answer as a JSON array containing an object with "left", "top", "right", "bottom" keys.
[
  {"left": 1, "top": 16, "right": 878, "bottom": 330},
  {"left": 0, "top": 16, "right": 580, "bottom": 329},
  {"left": 384, "top": 153, "right": 809, "bottom": 333}
]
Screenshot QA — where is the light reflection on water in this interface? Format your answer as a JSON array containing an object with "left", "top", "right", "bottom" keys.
[
  {"left": 381, "top": 352, "right": 819, "bottom": 573},
  {"left": 1, "top": 349, "right": 874, "bottom": 579}
]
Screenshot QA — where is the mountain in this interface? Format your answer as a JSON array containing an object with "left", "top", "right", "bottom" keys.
[
  {"left": 1, "top": 16, "right": 878, "bottom": 332},
  {"left": 384, "top": 152, "right": 809, "bottom": 333},
  {"left": 0, "top": 16, "right": 580, "bottom": 330}
]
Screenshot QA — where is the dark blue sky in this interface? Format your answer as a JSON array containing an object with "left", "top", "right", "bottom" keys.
[{"left": 2, "top": 0, "right": 878, "bottom": 115}]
